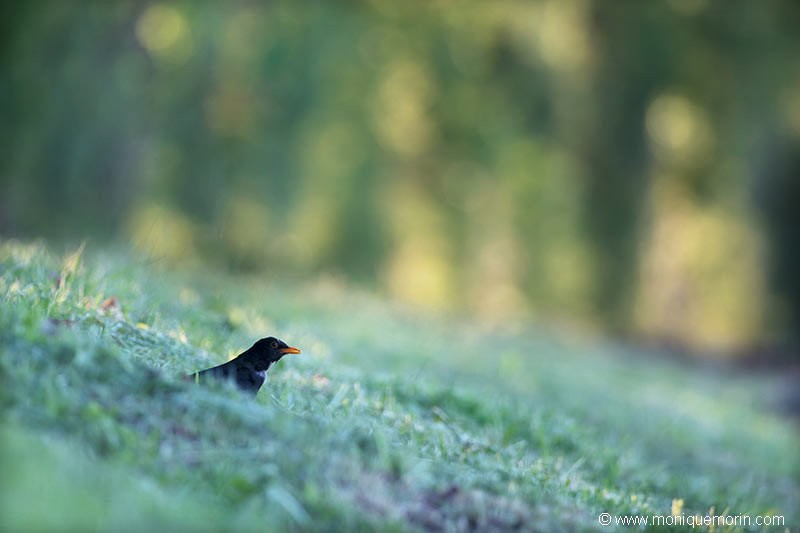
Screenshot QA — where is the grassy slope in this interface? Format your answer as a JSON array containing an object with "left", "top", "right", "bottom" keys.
[{"left": 1, "top": 240, "right": 797, "bottom": 532}]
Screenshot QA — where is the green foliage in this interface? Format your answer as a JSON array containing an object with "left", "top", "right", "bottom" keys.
[
  {"left": 2, "top": 2, "right": 800, "bottom": 349},
  {"left": 1, "top": 240, "right": 797, "bottom": 531}
]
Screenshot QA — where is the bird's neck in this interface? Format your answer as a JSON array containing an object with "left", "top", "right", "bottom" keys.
[{"left": 239, "top": 351, "right": 273, "bottom": 372}]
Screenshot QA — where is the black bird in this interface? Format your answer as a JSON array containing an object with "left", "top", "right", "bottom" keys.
[{"left": 188, "top": 337, "right": 301, "bottom": 396}]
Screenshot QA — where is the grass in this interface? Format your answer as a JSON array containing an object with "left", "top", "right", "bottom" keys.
[{"left": 1, "top": 239, "right": 797, "bottom": 532}]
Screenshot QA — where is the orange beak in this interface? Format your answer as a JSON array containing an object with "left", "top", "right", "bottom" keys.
[{"left": 280, "top": 346, "right": 301, "bottom": 355}]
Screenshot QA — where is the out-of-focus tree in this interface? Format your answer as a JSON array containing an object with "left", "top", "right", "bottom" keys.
[{"left": 1, "top": 0, "right": 798, "bottom": 355}]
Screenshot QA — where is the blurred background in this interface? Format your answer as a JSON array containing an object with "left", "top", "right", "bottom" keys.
[{"left": 2, "top": 0, "right": 799, "bottom": 359}]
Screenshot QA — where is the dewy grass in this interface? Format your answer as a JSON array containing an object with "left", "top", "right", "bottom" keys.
[{"left": 1, "top": 239, "right": 797, "bottom": 532}]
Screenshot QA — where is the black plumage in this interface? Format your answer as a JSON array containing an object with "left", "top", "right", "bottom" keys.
[{"left": 188, "top": 337, "right": 301, "bottom": 396}]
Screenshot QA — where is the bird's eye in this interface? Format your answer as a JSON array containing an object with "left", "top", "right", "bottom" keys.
[{"left": 271, "top": 340, "right": 278, "bottom": 349}]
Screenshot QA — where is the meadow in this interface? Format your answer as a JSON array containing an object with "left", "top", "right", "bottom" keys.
[{"left": 1, "top": 240, "right": 797, "bottom": 531}]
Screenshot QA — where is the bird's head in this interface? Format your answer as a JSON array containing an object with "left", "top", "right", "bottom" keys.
[{"left": 250, "top": 336, "right": 301, "bottom": 369}]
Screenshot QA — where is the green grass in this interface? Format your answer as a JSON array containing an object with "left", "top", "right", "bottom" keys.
[{"left": 1, "top": 239, "right": 797, "bottom": 532}]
